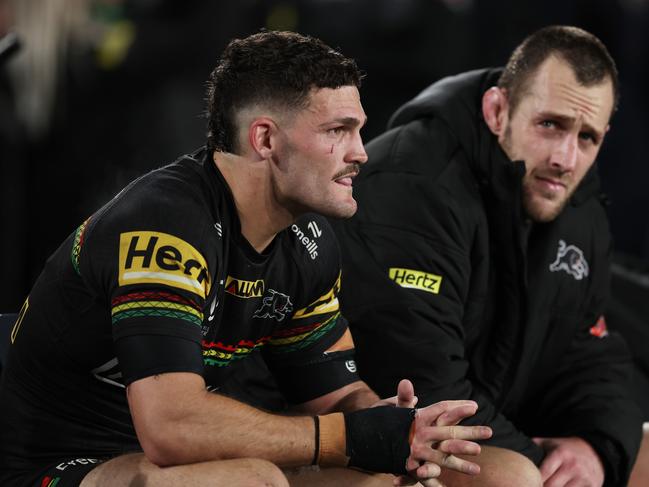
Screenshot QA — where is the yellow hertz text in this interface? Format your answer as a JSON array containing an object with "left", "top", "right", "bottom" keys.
[
  {"left": 119, "top": 231, "right": 211, "bottom": 298},
  {"left": 225, "top": 276, "right": 264, "bottom": 299},
  {"left": 389, "top": 267, "right": 442, "bottom": 294}
]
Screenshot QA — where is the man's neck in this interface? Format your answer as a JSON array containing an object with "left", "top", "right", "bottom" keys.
[{"left": 214, "top": 151, "right": 294, "bottom": 254}]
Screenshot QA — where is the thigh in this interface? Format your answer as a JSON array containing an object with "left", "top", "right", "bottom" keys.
[
  {"left": 80, "top": 453, "right": 288, "bottom": 487},
  {"left": 437, "top": 446, "right": 542, "bottom": 487},
  {"left": 285, "top": 466, "right": 398, "bottom": 487},
  {"left": 0, "top": 457, "right": 108, "bottom": 487},
  {"left": 629, "top": 423, "right": 649, "bottom": 487}
]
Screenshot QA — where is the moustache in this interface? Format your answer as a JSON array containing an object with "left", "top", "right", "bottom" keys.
[
  {"left": 534, "top": 170, "right": 571, "bottom": 186},
  {"left": 333, "top": 164, "right": 361, "bottom": 180}
]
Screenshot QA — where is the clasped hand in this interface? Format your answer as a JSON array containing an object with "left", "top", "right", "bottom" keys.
[
  {"left": 374, "top": 380, "right": 492, "bottom": 487},
  {"left": 533, "top": 436, "right": 604, "bottom": 487}
]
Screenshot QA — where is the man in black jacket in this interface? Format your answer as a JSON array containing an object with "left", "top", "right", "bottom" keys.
[{"left": 335, "top": 25, "right": 647, "bottom": 486}]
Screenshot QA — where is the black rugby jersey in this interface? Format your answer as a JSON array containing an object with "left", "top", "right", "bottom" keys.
[{"left": 0, "top": 147, "right": 357, "bottom": 471}]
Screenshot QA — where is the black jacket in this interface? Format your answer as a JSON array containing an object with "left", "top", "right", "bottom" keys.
[{"left": 334, "top": 68, "right": 642, "bottom": 485}]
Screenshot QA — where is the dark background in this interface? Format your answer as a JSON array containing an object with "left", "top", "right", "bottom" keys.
[{"left": 1, "top": 0, "right": 649, "bottom": 312}]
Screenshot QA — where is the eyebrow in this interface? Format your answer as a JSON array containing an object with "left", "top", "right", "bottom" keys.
[
  {"left": 538, "top": 112, "right": 604, "bottom": 140},
  {"left": 320, "top": 116, "right": 368, "bottom": 129}
]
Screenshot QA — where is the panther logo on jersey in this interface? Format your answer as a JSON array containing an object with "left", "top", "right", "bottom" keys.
[
  {"left": 253, "top": 289, "right": 293, "bottom": 322},
  {"left": 549, "top": 240, "right": 589, "bottom": 281}
]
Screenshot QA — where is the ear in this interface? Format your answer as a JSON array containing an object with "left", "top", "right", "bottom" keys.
[
  {"left": 482, "top": 87, "right": 509, "bottom": 136},
  {"left": 248, "top": 117, "right": 279, "bottom": 159}
]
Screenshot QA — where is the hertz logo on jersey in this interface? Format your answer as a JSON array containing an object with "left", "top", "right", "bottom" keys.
[
  {"left": 225, "top": 276, "right": 264, "bottom": 298},
  {"left": 118, "top": 231, "right": 211, "bottom": 299},
  {"left": 389, "top": 267, "right": 442, "bottom": 294}
]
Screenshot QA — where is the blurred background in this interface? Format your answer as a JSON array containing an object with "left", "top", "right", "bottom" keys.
[{"left": 1, "top": 0, "right": 649, "bottom": 313}]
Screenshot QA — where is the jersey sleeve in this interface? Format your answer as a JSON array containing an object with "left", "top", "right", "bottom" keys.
[
  {"left": 262, "top": 215, "right": 360, "bottom": 404},
  {"left": 77, "top": 176, "right": 218, "bottom": 385}
]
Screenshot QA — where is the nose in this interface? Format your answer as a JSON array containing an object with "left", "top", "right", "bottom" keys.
[
  {"left": 346, "top": 130, "right": 368, "bottom": 165},
  {"left": 550, "top": 133, "right": 578, "bottom": 172}
]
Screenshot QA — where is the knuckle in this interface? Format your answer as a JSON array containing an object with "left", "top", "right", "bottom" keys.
[{"left": 440, "top": 453, "right": 452, "bottom": 467}]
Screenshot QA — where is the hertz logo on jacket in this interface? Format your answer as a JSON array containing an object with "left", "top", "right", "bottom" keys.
[
  {"left": 389, "top": 267, "right": 442, "bottom": 294},
  {"left": 118, "top": 231, "right": 211, "bottom": 298}
]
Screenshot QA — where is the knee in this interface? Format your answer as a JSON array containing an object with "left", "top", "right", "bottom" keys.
[
  {"left": 478, "top": 447, "right": 542, "bottom": 487},
  {"left": 629, "top": 423, "right": 649, "bottom": 487},
  {"left": 244, "top": 458, "right": 290, "bottom": 487}
]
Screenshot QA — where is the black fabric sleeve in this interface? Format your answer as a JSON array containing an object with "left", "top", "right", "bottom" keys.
[
  {"left": 115, "top": 332, "right": 204, "bottom": 385},
  {"left": 272, "top": 349, "right": 360, "bottom": 404}
]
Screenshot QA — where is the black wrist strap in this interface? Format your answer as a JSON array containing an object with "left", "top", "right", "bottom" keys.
[
  {"left": 345, "top": 406, "right": 416, "bottom": 474},
  {"left": 311, "top": 416, "right": 320, "bottom": 465}
]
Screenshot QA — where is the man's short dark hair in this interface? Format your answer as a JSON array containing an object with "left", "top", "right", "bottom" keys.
[
  {"left": 498, "top": 25, "right": 619, "bottom": 116},
  {"left": 206, "top": 30, "right": 363, "bottom": 154}
]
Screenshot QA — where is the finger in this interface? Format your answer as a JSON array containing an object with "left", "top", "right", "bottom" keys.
[
  {"left": 392, "top": 474, "right": 419, "bottom": 486},
  {"left": 416, "top": 400, "right": 479, "bottom": 424},
  {"left": 563, "top": 479, "right": 586, "bottom": 487},
  {"left": 376, "top": 396, "right": 398, "bottom": 407},
  {"left": 405, "top": 454, "right": 424, "bottom": 472},
  {"left": 436, "top": 403, "right": 479, "bottom": 426},
  {"left": 414, "top": 462, "right": 441, "bottom": 479},
  {"left": 397, "top": 379, "right": 417, "bottom": 408},
  {"left": 544, "top": 464, "right": 574, "bottom": 487},
  {"left": 409, "top": 447, "right": 480, "bottom": 476},
  {"left": 419, "top": 478, "right": 445, "bottom": 487},
  {"left": 437, "top": 439, "right": 482, "bottom": 456},
  {"left": 433, "top": 453, "right": 480, "bottom": 476},
  {"left": 538, "top": 450, "right": 563, "bottom": 482},
  {"left": 418, "top": 425, "right": 492, "bottom": 442}
]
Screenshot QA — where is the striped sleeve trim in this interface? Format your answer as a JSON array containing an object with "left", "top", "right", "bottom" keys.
[
  {"left": 268, "top": 312, "right": 341, "bottom": 354},
  {"left": 292, "top": 273, "right": 341, "bottom": 320},
  {"left": 71, "top": 218, "right": 91, "bottom": 275},
  {"left": 202, "top": 336, "right": 271, "bottom": 367},
  {"left": 111, "top": 291, "right": 203, "bottom": 327}
]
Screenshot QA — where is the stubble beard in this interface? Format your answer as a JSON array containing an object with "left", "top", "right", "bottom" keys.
[
  {"left": 501, "top": 126, "right": 570, "bottom": 223},
  {"left": 521, "top": 180, "right": 569, "bottom": 222},
  {"left": 275, "top": 144, "right": 358, "bottom": 220}
]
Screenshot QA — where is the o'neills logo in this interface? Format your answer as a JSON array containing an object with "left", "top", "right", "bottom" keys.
[
  {"left": 389, "top": 267, "right": 442, "bottom": 294},
  {"left": 291, "top": 224, "right": 318, "bottom": 260},
  {"left": 118, "top": 231, "right": 211, "bottom": 298},
  {"left": 225, "top": 276, "right": 264, "bottom": 298}
]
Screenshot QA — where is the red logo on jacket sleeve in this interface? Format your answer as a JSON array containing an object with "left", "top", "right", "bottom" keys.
[{"left": 589, "top": 315, "right": 609, "bottom": 338}]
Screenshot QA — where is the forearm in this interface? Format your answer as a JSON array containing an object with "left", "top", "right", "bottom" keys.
[
  {"left": 330, "top": 382, "right": 379, "bottom": 412},
  {"left": 291, "top": 380, "right": 379, "bottom": 415},
  {"left": 129, "top": 373, "right": 317, "bottom": 468}
]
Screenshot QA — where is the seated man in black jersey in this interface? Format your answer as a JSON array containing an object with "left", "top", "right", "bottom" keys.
[
  {"left": 0, "top": 31, "right": 492, "bottom": 487},
  {"left": 334, "top": 25, "right": 647, "bottom": 487}
]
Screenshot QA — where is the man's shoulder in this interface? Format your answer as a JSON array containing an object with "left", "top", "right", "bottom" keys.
[
  {"left": 75, "top": 158, "right": 223, "bottom": 286},
  {"left": 354, "top": 121, "right": 483, "bottom": 238},
  {"left": 365, "top": 117, "right": 460, "bottom": 173},
  {"left": 91, "top": 157, "right": 217, "bottom": 232},
  {"left": 286, "top": 213, "right": 339, "bottom": 270}
]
